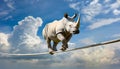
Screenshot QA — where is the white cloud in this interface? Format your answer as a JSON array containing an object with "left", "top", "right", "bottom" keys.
[
  {"left": 70, "top": 46, "right": 115, "bottom": 65},
  {"left": 69, "top": 2, "right": 80, "bottom": 11},
  {"left": 0, "top": 16, "right": 45, "bottom": 54},
  {"left": 88, "top": 18, "right": 120, "bottom": 30},
  {"left": 0, "top": 33, "right": 10, "bottom": 52},
  {"left": 16, "top": 59, "right": 40, "bottom": 64},
  {"left": 4, "top": 0, "right": 15, "bottom": 9},
  {"left": 68, "top": 0, "right": 120, "bottom": 23},
  {"left": 8, "top": 16, "right": 43, "bottom": 53},
  {"left": 68, "top": 0, "right": 102, "bottom": 21},
  {"left": 109, "top": 0, "right": 120, "bottom": 15},
  {"left": 82, "top": 1, "right": 102, "bottom": 21},
  {"left": 66, "top": 38, "right": 120, "bottom": 66},
  {"left": 90, "top": 0, "right": 99, "bottom": 5},
  {"left": 112, "top": 33, "right": 120, "bottom": 38},
  {"left": 0, "top": 0, "right": 15, "bottom": 18},
  {"left": 7, "top": 2, "right": 14, "bottom": 9},
  {"left": 79, "top": 38, "right": 96, "bottom": 45},
  {"left": 110, "top": 0, "right": 120, "bottom": 9},
  {"left": 113, "top": 9, "right": 120, "bottom": 15},
  {"left": 68, "top": 42, "right": 76, "bottom": 49}
]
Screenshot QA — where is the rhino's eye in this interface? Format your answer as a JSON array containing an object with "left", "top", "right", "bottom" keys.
[{"left": 69, "top": 25, "right": 72, "bottom": 27}]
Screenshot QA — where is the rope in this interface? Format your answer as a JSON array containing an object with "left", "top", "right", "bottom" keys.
[
  {"left": 1, "top": 38, "right": 120, "bottom": 57},
  {"left": 64, "top": 38, "right": 120, "bottom": 52}
]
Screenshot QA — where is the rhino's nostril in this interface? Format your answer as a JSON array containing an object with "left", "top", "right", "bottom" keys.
[
  {"left": 73, "top": 31, "right": 76, "bottom": 33},
  {"left": 73, "top": 30, "right": 79, "bottom": 34}
]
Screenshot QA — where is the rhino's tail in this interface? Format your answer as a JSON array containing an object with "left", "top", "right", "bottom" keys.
[{"left": 42, "top": 25, "right": 48, "bottom": 40}]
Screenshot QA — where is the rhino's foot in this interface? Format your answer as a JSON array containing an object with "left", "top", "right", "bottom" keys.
[
  {"left": 48, "top": 48, "right": 55, "bottom": 55},
  {"left": 60, "top": 47, "right": 66, "bottom": 51},
  {"left": 49, "top": 51, "right": 55, "bottom": 55}
]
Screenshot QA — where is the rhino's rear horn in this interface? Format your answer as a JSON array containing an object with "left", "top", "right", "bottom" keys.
[
  {"left": 72, "top": 13, "right": 77, "bottom": 19},
  {"left": 64, "top": 13, "right": 77, "bottom": 20}
]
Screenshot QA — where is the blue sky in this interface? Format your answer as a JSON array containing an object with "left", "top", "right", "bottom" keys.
[{"left": 0, "top": 0, "right": 120, "bottom": 69}]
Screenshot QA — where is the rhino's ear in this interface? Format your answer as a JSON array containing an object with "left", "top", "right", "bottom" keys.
[{"left": 64, "top": 13, "right": 68, "bottom": 18}]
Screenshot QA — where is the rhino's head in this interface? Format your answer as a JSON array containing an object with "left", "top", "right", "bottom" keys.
[{"left": 64, "top": 13, "right": 80, "bottom": 34}]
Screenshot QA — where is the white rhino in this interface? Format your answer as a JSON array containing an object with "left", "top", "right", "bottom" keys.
[{"left": 42, "top": 13, "right": 80, "bottom": 55}]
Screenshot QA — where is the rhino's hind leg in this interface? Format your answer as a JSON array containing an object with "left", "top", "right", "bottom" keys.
[
  {"left": 47, "top": 38, "right": 55, "bottom": 54},
  {"left": 53, "top": 42, "right": 58, "bottom": 51}
]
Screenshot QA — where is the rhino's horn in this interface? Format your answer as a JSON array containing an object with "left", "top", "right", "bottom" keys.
[
  {"left": 71, "top": 13, "right": 77, "bottom": 19},
  {"left": 64, "top": 13, "right": 68, "bottom": 18},
  {"left": 76, "top": 16, "right": 80, "bottom": 29}
]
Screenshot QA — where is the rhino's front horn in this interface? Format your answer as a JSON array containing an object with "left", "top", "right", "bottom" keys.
[{"left": 76, "top": 16, "right": 80, "bottom": 29}]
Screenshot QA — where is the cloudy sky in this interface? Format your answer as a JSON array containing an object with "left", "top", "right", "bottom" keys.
[{"left": 0, "top": 0, "right": 120, "bottom": 69}]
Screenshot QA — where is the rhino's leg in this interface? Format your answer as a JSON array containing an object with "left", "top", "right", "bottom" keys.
[
  {"left": 57, "top": 34, "right": 67, "bottom": 51},
  {"left": 47, "top": 38, "right": 54, "bottom": 54},
  {"left": 60, "top": 45, "right": 67, "bottom": 51},
  {"left": 61, "top": 34, "right": 72, "bottom": 49},
  {"left": 53, "top": 42, "right": 58, "bottom": 51},
  {"left": 65, "top": 34, "right": 72, "bottom": 48}
]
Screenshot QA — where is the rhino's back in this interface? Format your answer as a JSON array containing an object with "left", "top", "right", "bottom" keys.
[{"left": 43, "top": 20, "right": 63, "bottom": 42}]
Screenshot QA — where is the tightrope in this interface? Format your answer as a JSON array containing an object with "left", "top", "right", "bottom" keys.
[
  {"left": 1, "top": 38, "right": 120, "bottom": 56},
  {"left": 64, "top": 38, "right": 120, "bottom": 52}
]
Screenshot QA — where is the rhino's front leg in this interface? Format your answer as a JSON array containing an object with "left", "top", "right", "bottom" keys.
[
  {"left": 65, "top": 34, "right": 72, "bottom": 48},
  {"left": 60, "top": 35, "right": 72, "bottom": 51},
  {"left": 57, "top": 33, "right": 67, "bottom": 51}
]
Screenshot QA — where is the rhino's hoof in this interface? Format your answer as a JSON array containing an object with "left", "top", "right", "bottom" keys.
[
  {"left": 49, "top": 51, "right": 55, "bottom": 55},
  {"left": 60, "top": 47, "right": 66, "bottom": 51}
]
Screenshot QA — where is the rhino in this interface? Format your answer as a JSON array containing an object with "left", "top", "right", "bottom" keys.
[{"left": 42, "top": 13, "right": 80, "bottom": 55}]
